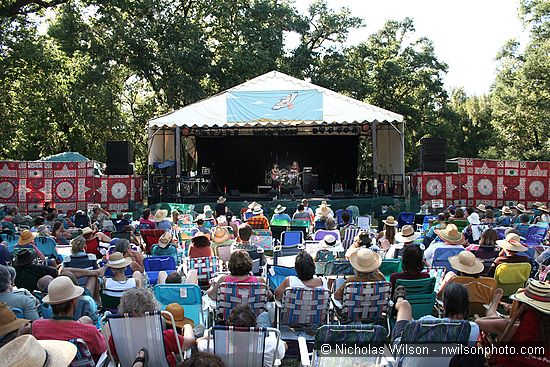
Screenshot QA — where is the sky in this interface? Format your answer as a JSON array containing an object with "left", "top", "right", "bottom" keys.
[{"left": 291, "top": 0, "right": 528, "bottom": 96}]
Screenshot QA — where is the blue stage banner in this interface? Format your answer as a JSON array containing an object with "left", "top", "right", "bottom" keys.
[{"left": 227, "top": 90, "right": 323, "bottom": 122}]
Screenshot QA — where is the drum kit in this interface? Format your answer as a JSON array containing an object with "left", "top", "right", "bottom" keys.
[{"left": 267, "top": 168, "right": 301, "bottom": 189}]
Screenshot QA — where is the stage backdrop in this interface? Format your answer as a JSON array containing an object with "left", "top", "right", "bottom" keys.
[
  {"left": 412, "top": 158, "right": 550, "bottom": 207},
  {"left": 0, "top": 161, "right": 143, "bottom": 214}
]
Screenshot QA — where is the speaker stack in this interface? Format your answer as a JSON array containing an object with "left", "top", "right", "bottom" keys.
[
  {"left": 106, "top": 141, "right": 134, "bottom": 175},
  {"left": 420, "top": 138, "right": 447, "bottom": 172},
  {"left": 302, "top": 173, "right": 319, "bottom": 195}
]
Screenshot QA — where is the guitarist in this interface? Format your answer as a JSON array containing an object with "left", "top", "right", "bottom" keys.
[{"left": 270, "top": 163, "right": 281, "bottom": 189}]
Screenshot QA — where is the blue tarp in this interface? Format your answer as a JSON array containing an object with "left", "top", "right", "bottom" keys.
[{"left": 39, "top": 152, "right": 90, "bottom": 162}]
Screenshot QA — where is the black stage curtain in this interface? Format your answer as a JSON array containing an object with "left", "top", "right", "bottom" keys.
[{"left": 196, "top": 135, "right": 359, "bottom": 193}]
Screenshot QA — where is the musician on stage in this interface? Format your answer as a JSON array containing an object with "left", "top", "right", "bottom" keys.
[
  {"left": 290, "top": 161, "right": 300, "bottom": 175},
  {"left": 289, "top": 161, "right": 301, "bottom": 189},
  {"left": 270, "top": 163, "right": 281, "bottom": 189}
]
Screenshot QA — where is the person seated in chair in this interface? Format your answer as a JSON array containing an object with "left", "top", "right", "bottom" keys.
[
  {"left": 0, "top": 265, "right": 39, "bottom": 320},
  {"left": 197, "top": 305, "right": 286, "bottom": 367},
  {"left": 437, "top": 251, "right": 485, "bottom": 299},
  {"left": 13, "top": 230, "right": 45, "bottom": 263},
  {"left": 189, "top": 232, "right": 214, "bottom": 259},
  {"left": 292, "top": 204, "right": 311, "bottom": 222},
  {"left": 247, "top": 206, "right": 269, "bottom": 230},
  {"left": 346, "top": 232, "right": 379, "bottom": 257},
  {"left": 12, "top": 249, "right": 57, "bottom": 293},
  {"left": 423, "top": 224, "right": 465, "bottom": 265},
  {"left": 275, "top": 252, "right": 328, "bottom": 301},
  {"left": 385, "top": 225, "right": 421, "bottom": 259},
  {"left": 108, "top": 288, "right": 195, "bottom": 367},
  {"left": 334, "top": 248, "right": 385, "bottom": 300},
  {"left": 114, "top": 238, "right": 144, "bottom": 272},
  {"left": 151, "top": 232, "right": 178, "bottom": 262},
  {"left": 61, "top": 236, "right": 99, "bottom": 297},
  {"left": 102, "top": 252, "right": 142, "bottom": 297},
  {"left": 514, "top": 213, "right": 531, "bottom": 238},
  {"left": 139, "top": 208, "right": 156, "bottom": 229},
  {"left": 465, "top": 228, "right": 499, "bottom": 259},
  {"left": 486, "top": 232, "right": 530, "bottom": 277},
  {"left": 270, "top": 205, "right": 291, "bottom": 225},
  {"left": 389, "top": 245, "right": 430, "bottom": 290},
  {"left": 52, "top": 221, "right": 71, "bottom": 245}
]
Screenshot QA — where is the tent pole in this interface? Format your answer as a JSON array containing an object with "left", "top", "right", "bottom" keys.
[
  {"left": 175, "top": 126, "right": 182, "bottom": 178},
  {"left": 372, "top": 121, "right": 378, "bottom": 182}
]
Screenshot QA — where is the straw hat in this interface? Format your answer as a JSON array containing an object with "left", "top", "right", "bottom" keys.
[
  {"left": 217, "top": 196, "right": 227, "bottom": 204},
  {"left": 496, "top": 233, "right": 528, "bottom": 252},
  {"left": 158, "top": 232, "right": 173, "bottom": 249},
  {"left": 17, "top": 230, "right": 36, "bottom": 245},
  {"left": 0, "top": 302, "right": 29, "bottom": 337},
  {"left": 394, "top": 225, "right": 420, "bottom": 243},
  {"left": 349, "top": 248, "right": 382, "bottom": 273},
  {"left": 0, "top": 335, "right": 77, "bottom": 367},
  {"left": 164, "top": 303, "right": 194, "bottom": 328},
  {"left": 247, "top": 202, "right": 260, "bottom": 210},
  {"left": 153, "top": 209, "right": 169, "bottom": 222},
  {"left": 501, "top": 206, "right": 512, "bottom": 215},
  {"left": 467, "top": 212, "right": 480, "bottom": 225},
  {"left": 540, "top": 206, "right": 549, "bottom": 213},
  {"left": 533, "top": 202, "right": 543, "bottom": 208},
  {"left": 316, "top": 204, "right": 331, "bottom": 217},
  {"left": 274, "top": 205, "right": 286, "bottom": 214},
  {"left": 435, "top": 224, "right": 465, "bottom": 245},
  {"left": 448, "top": 251, "right": 484, "bottom": 275},
  {"left": 354, "top": 232, "right": 372, "bottom": 246},
  {"left": 382, "top": 216, "right": 397, "bottom": 227},
  {"left": 252, "top": 206, "right": 263, "bottom": 215},
  {"left": 37, "top": 225, "right": 50, "bottom": 237},
  {"left": 42, "top": 276, "right": 84, "bottom": 304},
  {"left": 193, "top": 213, "right": 206, "bottom": 222},
  {"left": 476, "top": 204, "right": 487, "bottom": 212},
  {"left": 106, "top": 252, "right": 132, "bottom": 269},
  {"left": 510, "top": 280, "right": 550, "bottom": 315},
  {"left": 515, "top": 203, "right": 527, "bottom": 213},
  {"left": 81, "top": 227, "right": 94, "bottom": 236},
  {"left": 320, "top": 234, "right": 341, "bottom": 249},
  {"left": 13, "top": 249, "right": 36, "bottom": 266},
  {"left": 212, "top": 227, "right": 230, "bottom": 244}
]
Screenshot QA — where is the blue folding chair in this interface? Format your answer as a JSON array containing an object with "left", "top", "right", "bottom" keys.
[
  {"left": 281, "top": 231, "right": 303, "bottom": 247},
  {"left": 1, "top": 233, "right": 19, "bottom": 252},
  {"left": 267, "top": 265, "right": 297, "bottom": 291},
  {"left": 335, "top": 209, "right": 353, "bottom": 227},
  {"left": 11, "top": 307, "right": 24, "bottom": 318},
  {"left": 35, "top": 236, "right": 62, "bottom": 262},
  {"left": 144, "top": 256, "right": 176, "bottom": 285},
  {"left": 153, "top": 284, "right": 204, "bottom": 325},
  {"left": 524, "top": 225, "right": 548, "bottom": 247},
  {"left": 397, "top": 212, "right": 415, "bottom": 228},
  {"left": 432, "top": 247, "right": 463, "bottom": 272},
  {"left": 422, "top": 215, "right": 438, "bottom": 232}
]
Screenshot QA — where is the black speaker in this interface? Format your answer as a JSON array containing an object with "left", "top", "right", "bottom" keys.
[
  {"left": 106, "top": 141, "right": 134, "bottom": 175},
  {"left": 303, "top": 173, "right": 319, "bottom": 194},
  {"left": 420, "top": 138, "right": 447, "bottom": 172}
]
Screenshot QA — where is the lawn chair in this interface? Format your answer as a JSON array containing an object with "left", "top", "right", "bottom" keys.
[
  {"left": 432, "top": 247, "right": 463, "bottom": 272},
  {"left": 356, "top": 215, "right": 372, "bottom": 231},
  {"left": 281, "top": 231, "right": 303, "bottom": 247},
  {"left": 101, "top": 311, "right": 184, "bottom": 367},
  {"left": 421, "top": 215, "right": 438, "bottom": 233},
  {"left": 34, "top": 236, "right": 62, "bottom": 262},
  {"left": 186, "top": 256, "right": 221, "bottom": 289},
  {"left": 68, "top": 338, "right": 95, "bottom": 367},
  {"left": 331, "top": 281, "right": 392, "bottom": 331},
  {"left": 335, "top": 209, "right": 352, "bottom": 227},
  {"left": 251, "top": 229, "right": 273, "bottom": 252},
  {"left": 1, "top": 233, "right": 19, "bottom": 252},
  {"left": 312, "top": 230, "right": 340, "bottom": 242},
  {"left": 153, "top": 284, "right": 204, "bottom": 325},
  {"left": 379, "top": 258, "right": 402, "bottom": 281},
  {"left": 322, "top": 260, "right": 354, "bottom": 277},
  {"left": 140, "top": 229, "right": 165, "bottom": 254},
  {"left": 11, "top": 307, "right": 24, "bottom": 318},
  {"left": 524, "top": 225, "right": 548, "bottom": 247},
  {"left": 452, "top": 219, "right": 469, "bottom": 233},
  {"left": 144, "top": 256, "right": 176, "bottom": 285},
  {"left": 290, "top": 220, "right": 310, "bottom": 238},
  {"left": 267, "top": 265, "right": 297, "bottom": 291},
  {"left": 313, "top": 249, "right": 337, "bottom": 275},
  {"left": 215, "top": 282, "right": 268, "bottom": 323},
  {"left": 395, "top": 278, "right": 437, "bottom": 320},
  {"left": 397, "top": 212, "right": 415, "bottom": 229},
  {"left": 276, "top": 288, "right": 331, "bottom": 341},
  {"left": 341, "top": 227, "right": 361, "bottom": 250},
  {"left": 298, "top": 324, "right": 387, "bottom": 367},
  {"left": 270, "top": 224, "right": 288, "bottom": 243},
  {"left": 494, "top": 262, "right": 531, "bottom": 297},
  {"left": 393, "top": 319, "right": 471, "bottom": 367},
  {"left": 208, "top": 326, "right": 282, "bottom": 367},
  {"left": 449, "top": 276, "right": 497, "bottom": 316},
  {"left": 100, "top": 289, "right": 124, "bottom": 312}
]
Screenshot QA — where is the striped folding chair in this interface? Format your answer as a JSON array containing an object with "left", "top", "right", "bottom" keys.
[
  {"left": 341, "top": 227, "right": 361, "bottom": 250},
  {"left": 186, "top": 256, "right": 221, "bottom": 289},
  {"left": 68, "top": 338, "right": 95, "bottom": 367},
  {"left": 215, "top": 282, "right": 268, "bottom": 323},
  {"left": 332, "top": 281, "right": 392, "bottom": 331}
]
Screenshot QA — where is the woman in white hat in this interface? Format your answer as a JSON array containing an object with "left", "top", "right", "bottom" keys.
[
  {"left": 270, "top": 204, "right": 291, "bottom": 225},
  {"left": 486, "top": 232, "right": 530, "bottom": 277},
  {"left": 102, "top": 252, "right": 142, "bottom": 297},
  {"left": 334, "top": 248, "right": 385, "bottom": 300},
  {"left": 151, "top": 232, "right": 178, "bottom": 262},
  {"left": 153, "top": 209, "right": 172, "bottom": 232},
  {"left": 385, "top": 225, "right": 421, "bottom": 259},
  {"left": 476, "top": 280, "right": 550, "bottom": 366},
  {"left": 534, "top": 205, "right": 550, "bottom": 224},
  {"left": 30, "top": 276, "right": 107, "bottom": 360},
  {"left": 423, "top": 224, "right": 466, "bottom": 266},
  {"left": 513, "top": 212, "right": 532, "bottom": 239},
  {"left": 375, "top": 216, "right": 397, "bottom": 246}
]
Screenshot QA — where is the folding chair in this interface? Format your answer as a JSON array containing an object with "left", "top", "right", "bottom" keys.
[
  {"left": 313, "top": 249, "right": 337, "bottom": 275},
  {"left": 1, "top": 233, "right": 19, "bottom": 252},
  {"left": 379, "top": 259, "right": 402, "bottom": 281},
  {"left": 341, "top": 227, "right": 361, "bottom": 250},
  {"left": 186, "top": 256, "right": 221, "bottom": 289},
  {"left": 251, "top": 229, "right": 273, "bottom": 252},
  {"left": 74, "top": 214, "right": 90, "bottom": 228},
  {"left": 208, "top": 326, "right": 282, "bottom": 367},
  {"left": 298, "top": 324, "right": 387, "bottom": 367},
  {"left": 346, "top": 206, "right": 360, "bottom": 224},
  {"left": 68, "top": 338, "right": 95, "bottom": 367},
  {"left": 140, "top": 229, "right": 166, "bottom": 254},
  {"left": 312, "top": 230, "right": 340, "bottom": 242},
  {"left": 432, "top": 247, "right": 463, "bottom": 272},
  {"left": 215, "top": 282, "right": 268, "bottom": 323},
  {"left": 494, "top": 262, "right": 531, "bottom": 297},
  {"left": 144, "top": 256, "right": 176, "bottom": 285},
  {"left": 356, "top": 215, "right": 371, "bottom": 231},
  {"left": 153, "top": 284, "right": 204, "bottom": 325},
  {"left": 267, "top": 265, "right": 297, "bottom": 291},
  {"left": 395, "top": 278, "right": 437, "bottom": 320},
  {"left": 101, "top": 311, "right": 184, "bottom": 367},
  {"left": 270, "top": 224, "right": 288, "bottom": 242},
  {"left": 34, "top": 236, "right": 62, "bottom": 262},
  {"left": 322, "top": 260, "right": 354, "bottom": 277},
  {"left": 331, "top": 281, "right": 392, "bottom": 332},
  {"left": 449, "top": 276, "right": 497, "bottom": 317},
  {"left": 421, "top": 215, "right": 438, "bottom": 232},
  {"left": 290, "top": 220, "right": 310, "bottom": 238},
  {"left": 393, "top": 319, "right": 471, "bottom": 367},
  {"left": 524, "top": 225, "right": 548, "bottom": 247},
  {"left": 397, "top": 212, "right": 415, "bottom": 228},
  {"left": 281, "top": 231, "right": 303, "bottom": 247}
]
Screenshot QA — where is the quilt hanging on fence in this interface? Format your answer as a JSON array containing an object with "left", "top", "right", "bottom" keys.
[
  {"left": 0, "top": 161, "right": 142, "bottom": 213},
  {"left": 412, "top": 158, "right": 550, "bottom": 208}
]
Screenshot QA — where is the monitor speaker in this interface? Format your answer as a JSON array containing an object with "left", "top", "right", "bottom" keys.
[
  {"left": 420, "top": 138, "right": 447, "bottom": 172},
  {"left": 106, "top": 141, "right": 134, "bottom": 175}
]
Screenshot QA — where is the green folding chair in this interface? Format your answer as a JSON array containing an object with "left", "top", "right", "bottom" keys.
[
  {"left": 379, "top": 259, "right": 402, "bottom": 282},
  {"left": 395, "top": 277, "right": 437, "bottom": 320}
]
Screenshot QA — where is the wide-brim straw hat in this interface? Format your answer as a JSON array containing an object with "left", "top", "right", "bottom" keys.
[
  {"left": 153, "top": 209, "right": 169, "bottom": 222},
  {"left": 217, "top": 196, "right": 226, "bottom": 204},
  {"left": 0, "top": 303, "right": 29, "bottom": 337},
  {"left": 533, "top": 201, "right": 543, "bottom": 208},
  {"left": 476, "top": 204, "right": 487, "bottom": 212},
  {"left": 0, "top": 335, "right": 77, "bottom": 367},
  {"left": 158, "top": 232, "right": 173, "bottom": 249},
  {"left": 212, "top": 227, "right": 230, "bottom": 243},
  {"left": 496, "top": 233, "right": 528, "bottom": 252},
  {"left": 252, "top": 206, "right": 263, "bottom": 215},
  {"left": 164, "top": 303, "right": 194, "bottom": 328},
  {"left": 501, "top": 206, "right": 512, "bottom": 215},
  {"left": 247, "top": 202, "right": 260, "bottom": 210},
  {"left": 193, "top": 214, "right": 206, "bottom": 222},
  {"left": 540, "top": 206, "right": 549, "bottom": 213},
  {"left": 274, "top": 205, "right": 286, "bottom": 214},
  {"left": 395, "top": 225, "right": 420, "bottom": 243},
  {"left": 17, "top": 230, "right": 36, "bottom": 245},
  {"left": 320, "top": 234, "right": 341, "bottom": 249},
  {"left": 81, "top": 227, "right": 94, "bottom": 236},
  {"left": 515, "top": 203, "right": 526, "bottom": 212},
  {"left": 467, "top": 213, "right": 480, "bottom": 225},
  {"left": 435, "top": 224, "right": 465, "bottom": 245},
  {"left": 382, "top": 216, "right": 397, "bottom": 227},
  {"left": 510, "top": 280, "right": 550, "bottom": 315},
  {"left": 316, "top": 204, "right": 331, "bottom": 217},
  {"left": 448, "top": 251, "right": 484, "bottom": 275},
  {"left": 42, "top": 276, "right": 84, "bottom": 304},
  {"left": 106, "top": 251, "right": 133, "bottom": 269},
  {"left": 349, "top": 248, "right": 382, "bottom": 273}
]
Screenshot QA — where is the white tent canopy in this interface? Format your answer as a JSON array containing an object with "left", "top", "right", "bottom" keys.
[{"left": 148, "top": 70, "right": 405, "bottom": 181}]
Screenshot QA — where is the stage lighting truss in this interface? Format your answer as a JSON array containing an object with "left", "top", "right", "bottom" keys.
[{"left": 188, "top": 124, "right": 362, "bottom": 137}]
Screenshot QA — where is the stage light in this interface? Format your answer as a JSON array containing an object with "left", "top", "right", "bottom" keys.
[
  {"left": 319, "top": 127, "right": 325, "bottom": 133},
  {"left": 328, "top": 127, "right": 334, "bottom": 133},
  {"left": 343, "top": 127, "right": 349, "bottom": 133},
  {"left": 336, "top": 126, "right": 342, "bottom": 133},
  {"left": 313, "top": 128, "right": 318, "bottom": 134},
  {"left": 352, "top": 126, "right": 358, "bottom": 134}
]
